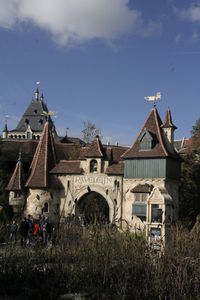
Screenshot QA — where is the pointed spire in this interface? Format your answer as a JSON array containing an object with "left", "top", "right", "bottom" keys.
[
  {"left": 3, "top": 120, "right": 8, "bottom": 132},
  {"left": 6, "top": 153, "right": 25, "bottom": 191},
  {"left": 35, "top": 87, "right": 39, "bottom": 102},
  {"left": 40, "top": 92, "right": 44, "bottom": 102},
  {"left": 162, "top": 107, "right": 177, "bottom": 129},
  {"left": 25, "top": 121, "right": 57, "bottom": 188}
]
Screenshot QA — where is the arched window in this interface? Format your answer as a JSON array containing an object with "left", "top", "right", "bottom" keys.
[
  {"left": 23, "top": 135, "right": 25, "bottom": 139},
  {"left": 19, "top": 135, "right": 21, "bottom": 139},
  {"left": 27, "top": 132, "right": 30, "bottom": 139},
  {"left": 44, "top": 202, "right": 49, "bottom": 213},
  {"left": 90, "top": 159, "right": 98, "bottom": 173},
  {"left": 37, "top": 135, "right": 40, "bottom": 140},
  {"left": 33, "top": 135, "right": 36, "bottom": 140}
]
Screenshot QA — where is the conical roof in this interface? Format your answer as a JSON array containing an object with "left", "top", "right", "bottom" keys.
[
  {"left": 6, "top": 158, "right": 25, "bottom": 191},
  {"left": 162, "top": 107, "right": 177, "bottom": 129},
  {"left": 122, "top": 107, "right": 180, "bottom": 160},
  {"left": 25, "top": 121, "right": 57, "bottom": 188}
]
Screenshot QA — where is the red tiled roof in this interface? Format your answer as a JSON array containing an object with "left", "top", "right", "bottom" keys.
[
  {"left": 50, "top": 160, "right": 82, "bottom": 174},
  {"left": 131, "top": 184, "right": 153, "bottom": 193},
  {"left": 122, "top": 107, "right": 180, "bottom": 160},
  {"left": 106, "top": 162, "right": 124, "bottom": 175},
  {"left": 25, "top": 122, "right": 57, "bottom": 188},
  {"left": 161, "top": 107, "right": 177, "bottom": 129},
  {"left": 85, "top": 137, "right": 103, "bottom": 158},
  {"left": 6, "top": 160, "right": 25, "bottom": 191}
]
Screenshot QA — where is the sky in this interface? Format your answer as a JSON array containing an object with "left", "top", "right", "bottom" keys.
[{"left": 0, "top": 0, "right": 200, "bottom": 146}]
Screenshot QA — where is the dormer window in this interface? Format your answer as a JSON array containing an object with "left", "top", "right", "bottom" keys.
[
  {"left": 90, "top": 159, "right": 97, "bottom": 173},
  {"left": 34, "top": 109, "right": 37, "bottom": 114},
  {"left": 139, "top": 129, "right": 153, "bottom": 151},
  {"left": 25, "top": 119, "right": 29, "bottom": 125},
  {"left": 39, "top": 119, "right": 43, "bottom": 125}
]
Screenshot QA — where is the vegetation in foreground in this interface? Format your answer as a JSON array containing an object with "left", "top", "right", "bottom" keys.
[{"left": 0, "top": 223, "right": 199, "bottom": 300}]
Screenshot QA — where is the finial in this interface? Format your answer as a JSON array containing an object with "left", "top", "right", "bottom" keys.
[
  {"left": 144, "top": 91, "right": 162, "bottom": 107},
  {"left": 66, "top": 128, "right": 69, "bottom": 137},
  {"left": 35, "top": 81, "right": 40, "bottom": 101},
  {"left": 18, "top": 151, "right": 22, "bottom": 162}
]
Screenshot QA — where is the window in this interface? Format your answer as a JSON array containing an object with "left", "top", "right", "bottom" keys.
[
  {"left": 135, "top": 193, "right": 147, "bottom": 202},
  {"left": 14, "top": 191, "right": 21, "bottom": 198},
  {"left": 132, "top": 203, "right": 146, "bottom": 217},
  {"left": 27, "top": 132, "right": 30, "bottom": 139},
  {"left": 39, "top": 119, "right": 43, "bottom": 125},
  {"left": 151, "top": 204, "right": 162, "bottom": 223},
  {"left": 25, "top": 118, "right": 29, "bottom": 124},
  {"left": 44, "top": 202, "right": 49, "bottom": 213},
  {"left": 90, "top": 159, "right": 98, "bottom": 173},
  {"left": 139, "top": 129, "right": 153, "bottom": 151},
  {"left": 34, "top": 109, "right": 37, "bottom": 114},
  {"left": 132, "top": 192, "right": 148, "bottom": 220}
]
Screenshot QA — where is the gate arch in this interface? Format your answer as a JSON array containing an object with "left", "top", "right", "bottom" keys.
[{"left": 74, "top": 186, "right": 115, "bottom": 223}]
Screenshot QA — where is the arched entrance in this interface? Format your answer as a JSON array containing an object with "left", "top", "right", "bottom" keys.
[{"left": 76, "top": 191, "right": 109, "bottom": 225}]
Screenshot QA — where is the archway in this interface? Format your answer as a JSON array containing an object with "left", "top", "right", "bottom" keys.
[{"left": 76, "top": 191, "right": 109, "bottom": 225}]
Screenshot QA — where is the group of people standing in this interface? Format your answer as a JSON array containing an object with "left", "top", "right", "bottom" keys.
[{"left": 9, "top": 215, "right": 54, "bottom": 248}]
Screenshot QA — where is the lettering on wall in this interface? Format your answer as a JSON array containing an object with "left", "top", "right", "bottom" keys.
[{"left": 74, "top": 175, "right": 113, "bottom": 186}]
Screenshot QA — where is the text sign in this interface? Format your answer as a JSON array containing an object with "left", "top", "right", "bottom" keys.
[{"left": 74, "top": 175, "right": 113, "bottom": 186}]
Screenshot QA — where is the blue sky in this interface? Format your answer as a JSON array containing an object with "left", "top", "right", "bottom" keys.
[{"left": 0, "top": 0, "right": 200, "bottom": 145}]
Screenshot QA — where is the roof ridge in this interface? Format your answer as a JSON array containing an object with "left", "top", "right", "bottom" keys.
[{"left": 154, "top": 108, "right": 168, "bottom": 156}]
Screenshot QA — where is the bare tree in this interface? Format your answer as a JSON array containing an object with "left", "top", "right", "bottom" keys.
[{"left": 82, "top": 120, "right": 101, "bottom": 144}]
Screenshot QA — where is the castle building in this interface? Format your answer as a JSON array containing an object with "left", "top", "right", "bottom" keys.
[{"left": 3, "top": 90, "right": 181, "bottom": 247}]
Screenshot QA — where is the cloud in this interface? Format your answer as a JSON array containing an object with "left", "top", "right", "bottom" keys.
[
  {"left": 0, "top": 0, "right": 161, "bottom": 46},
  {"left": 174, "top": 3, "right": 200, "bottom": 23},
  {"left": 175, "top": 33, "right": 182, "bottom": 44}
]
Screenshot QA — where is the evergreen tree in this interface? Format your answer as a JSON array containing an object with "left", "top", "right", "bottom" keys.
[
  {"left": 0, "top": 138, "right": 12, "bottom": 220},
  {"left": 179, "top": 118, "right": 200, "bottom": 226}
]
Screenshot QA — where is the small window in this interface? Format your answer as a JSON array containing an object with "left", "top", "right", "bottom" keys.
[
  {"left": 37, "top": 135, "right": 40, "bottom": 140},
  {"left": 14, "top": 191, "right": 21, "bottom": 198},
  {"left": 23, "top": 135, "right": 25, "bottom": 139},
  {"left": 39, "top": 119, "right": 43, "bottom": 125},
  {"left": 10, "top": 135, "right": 13, "bottom": 138},
  {"left": 27, "top": 132, "right": 30, "bottom": 139},
  {"left": 90, "top": 159, "right": 97, "bottom": 173},
  {"left": 25, "top": 119, "right": 29, "bottom": 124},
  {"left": 139, "top": 129, "right": 153, "bottom": 151},
  {"left": 44, "top": 202, "right": 49, "bottom": 213},
  {"left": 135, "top": 193, "right": 147, "bottom": 203},
  {"left": 34, "top": 109, "right": 37, "bottom": 114},
  {"left": 19, "top": 135, "right": 21, "bottom": 139},
  {"left": 151, "top": 204, "right": 162, "bottom": 223},
  {"left": 132, "top": 203, "right": 146, "bottom": 217}
]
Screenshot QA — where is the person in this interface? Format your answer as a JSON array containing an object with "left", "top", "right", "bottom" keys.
[
  {"left": 40, "top": 216, "right": 48, "bottom": 246},
  {"left": 46, "top": 217, "right": 53, "bottom": 244},
  {"left": 19, "top": 217, "right": 29, "bottom": 247},
  {"left": 26, "top": 214, "right": 33, "bottom": 230},
  {"left": 33, "top": 219, "right": 41, "bottom": 247},
  {"left": 9, "top": 220, "right": 18, "bottom": 243}
]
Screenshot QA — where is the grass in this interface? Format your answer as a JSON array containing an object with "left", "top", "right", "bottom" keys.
[{"left": 0, "top": 223, "right": 199, "bottom": 299}]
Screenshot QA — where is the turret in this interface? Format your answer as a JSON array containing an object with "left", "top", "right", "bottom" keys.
[
  {"left": 2, "top": 120, "right": 8, "bottom": 139},
  {"left": 161, "top": 107, "right": 177, "bottom": 147}
]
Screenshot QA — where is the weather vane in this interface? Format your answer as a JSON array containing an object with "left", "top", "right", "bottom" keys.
[{"left": 144, "top": 91, "right": 162, "bottom": 107}]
